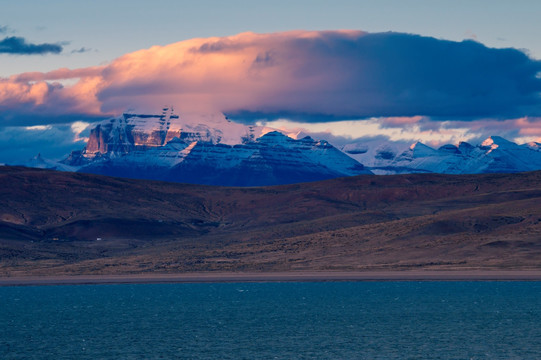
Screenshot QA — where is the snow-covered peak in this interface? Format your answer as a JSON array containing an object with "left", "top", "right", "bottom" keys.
[
  {"left": 175, "top": 112, "right": 272, "bottom": 145},
  {"left": 256, "top": 131, "right": 292, "bottom": 144},
  {"left": 121, "top": 107, "right": 181, "bottom": 132},
  {"left": 524, "top": 141, "right": 541, "bottom": 151},
  {"left": 409, "top": 141, "right": 438, "bottom": 157},
  {"left": 480, "top": 136, "right": 517, "bottom": 150},
  {"left": 16, "top": 153, "right": 77, "bottom": 172}
]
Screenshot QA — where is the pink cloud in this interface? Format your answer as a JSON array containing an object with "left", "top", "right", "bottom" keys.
[
  {"left": 514, "top": 117, "right": 541, "bottom": 135},
  {"left": 10, "top": 66, "right": 105, "bottom": 82},
  {"left": 0, "top": 74, "right": 106, "bottom": 125},
  {"left": 0, "top": 80, "right": 52, "bottom": 106}
]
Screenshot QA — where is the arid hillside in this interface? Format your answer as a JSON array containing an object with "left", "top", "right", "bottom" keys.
[{"left": 1, "top": 166, "right": 541, "bottom": 275}]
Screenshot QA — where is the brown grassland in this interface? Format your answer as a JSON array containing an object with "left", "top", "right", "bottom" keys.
[{"left": 1, "top": 166, "right": 541, "bottom": 276}]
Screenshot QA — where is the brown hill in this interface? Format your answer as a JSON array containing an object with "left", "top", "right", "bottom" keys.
[{"left": 1, "top": 166, "right": 541, "bottom": 275}]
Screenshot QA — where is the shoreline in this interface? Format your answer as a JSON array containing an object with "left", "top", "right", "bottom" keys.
[{"left": 2, "top": 270, "right": 541, "bottom": 286}]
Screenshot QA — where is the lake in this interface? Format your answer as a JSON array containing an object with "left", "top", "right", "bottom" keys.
[{"left": 1, "top": 281, "right": 540, "bottom": 359}]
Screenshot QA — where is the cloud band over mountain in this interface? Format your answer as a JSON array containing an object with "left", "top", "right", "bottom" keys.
[{"left": 1, "top": 30, "right": 541, "bottom": 127}]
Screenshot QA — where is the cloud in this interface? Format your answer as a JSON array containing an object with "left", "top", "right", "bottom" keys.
[
  {"left": 70, "top": 120, "right": 91, "bottom": 142},
  {"left": 0, "top": 74, "right": 106, "bottom": 126},
  {"left": 377, "top": 116, "right": 427, "bottom": 127},
  {"left": 0, "top": 36, "right": 63, "bottom": 55},
  {"left": 0, "top": 25, "right": 9, "bottom": 34},
  {"left": 71, "top": 47, "right": 92, "bottom": 54},
  {"left": 1, "top": 30, "right": 541, "bottom": 133},
  {"left": 10, "top": 66, "right": 104, "bottom": 82},
  {"left": 80, "top": 31, "right": 541, "bottom": 121},
  {"left": 258, "top": 117, "right": 479, "bottom": 147},
  {"left": 0, "top": 123, "right": 90, "bottom": 163}
]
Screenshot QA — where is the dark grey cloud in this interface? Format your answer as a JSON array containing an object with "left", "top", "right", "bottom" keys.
[
  {"left": 224, "top": 32, "right": 541, "bottom": 122},
  {"left": 0, "top": 36, "right": 63, "bottom": 55}
]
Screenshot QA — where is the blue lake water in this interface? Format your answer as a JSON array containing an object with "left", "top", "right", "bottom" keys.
[{"left": 1, "top": 281, "right": 540, "bottom": 359}]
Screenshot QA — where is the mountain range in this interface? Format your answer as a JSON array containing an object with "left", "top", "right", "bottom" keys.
[
  {"left": 14, "top": 109, "right": 541, "bottom": 185},
  {"left": 344, "top": 136, "right": 541, "bottom": 175}
]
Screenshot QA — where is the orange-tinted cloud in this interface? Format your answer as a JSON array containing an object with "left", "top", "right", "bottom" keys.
[{"left": 0, "top": 76, "right": 105, "bottom": 125}]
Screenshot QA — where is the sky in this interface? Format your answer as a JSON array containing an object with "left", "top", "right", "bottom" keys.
[{"left": 1, "top": 0, "right": 541, "bottom": 162}]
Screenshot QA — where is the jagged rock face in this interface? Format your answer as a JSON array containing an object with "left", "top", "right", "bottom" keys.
[{"left": 84, "top": 109, "right": 193, "bottom": 156}]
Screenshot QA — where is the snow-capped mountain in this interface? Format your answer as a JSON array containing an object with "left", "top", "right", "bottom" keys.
[
  {"left": 82, "top": 107, "right": 259, "bottom": 157},
  {"left": 14, "top": 108, "right": 541, "bottom": 184},
  {"left": 343, "top": 135, "right": 541, "bottom": 175},
  {"left": 58, "top": 109, "right": 372, "bottom": 186}
]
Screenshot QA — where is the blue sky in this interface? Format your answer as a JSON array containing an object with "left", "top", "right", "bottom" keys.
[
  {"left": 2, "top": 0, "right": 540, "bottom": 77},
  {"left": 1, "top": 0, "right": 541, "bottom": 162}
]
